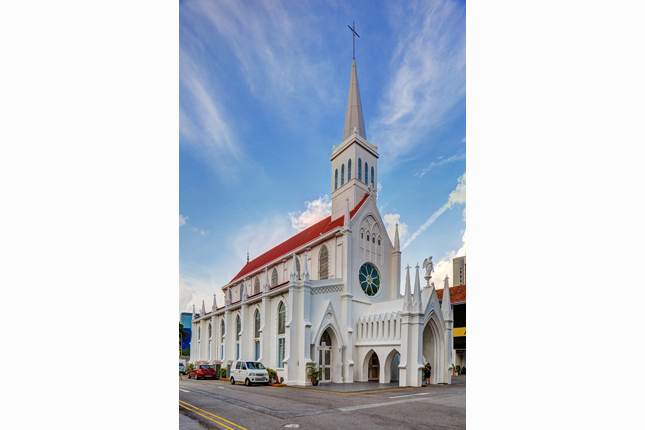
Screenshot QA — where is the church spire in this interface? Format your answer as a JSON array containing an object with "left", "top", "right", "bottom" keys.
[
  {"left": 403, "top": 263, "right": 412, "bottom": 312},
  {"left": 342, "top": 58, "right": 366, "bottom": 141}
]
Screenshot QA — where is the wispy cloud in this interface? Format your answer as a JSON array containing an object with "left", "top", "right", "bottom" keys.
[
  {"left": 432, "top": 229, "right": 466, "bottom": 290},
  {"left": 288, "top": 196, "right": 332, "bottom": 232},
  {"left": 415, "top": 152, "right": 465, "bottom": 178},
  {"left": 374, "top": 0, "right": 466, "bottom": 164},
  {"left": 402, "top": 172, "right": 466, "bottom": 249},
  {"left": 383, "top": 213, "right": 409, "bottom": 244},
  {"left": 179, "top": 47, "right": 243, "bottom": 176},
  {"left": 179, "top": 214, "right": 188, "bottom": 227}
]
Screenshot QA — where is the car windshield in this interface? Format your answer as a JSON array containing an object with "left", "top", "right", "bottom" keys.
[
  {"left": 246, "top": 362, "right": 265, "bottom": 370},
  {"left": 179, "top": 364, "right": 184, "bottom": 367},
  {"left": 200, "top": 365, "right": 212, "bottom": 370}
]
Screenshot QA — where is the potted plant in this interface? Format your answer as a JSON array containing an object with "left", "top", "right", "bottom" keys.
[
  {"left": 219, "top": 368, "right": 227, "bottom": 379},
  {"left": 461, "top": 366, "right": 466, "bottom": 375},
  {"left": 266, "top": 368, "right": 278, "bottom": 384},
  {"left": 455, "top": 365, "right": 461, "bottom": 375},
  {"left": 306, "top": 363, "right": 322, "bottom": 386}
]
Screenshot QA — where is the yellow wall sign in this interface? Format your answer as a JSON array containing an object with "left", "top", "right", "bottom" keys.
[{"left": 453, "top": 327, "right": 466, "bottom": 337}]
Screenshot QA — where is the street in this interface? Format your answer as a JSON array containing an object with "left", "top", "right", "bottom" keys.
[{"left": 179, "top": 376, "right": 466, "bottom": 430}]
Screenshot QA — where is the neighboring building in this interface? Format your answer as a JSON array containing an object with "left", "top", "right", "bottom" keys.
[
  {"left": 190, "top": 57, "right": 455, "bottom": 387},
  {"left": 453, "top": 256, "right": 466, "bottom": 286},
  {"left": 437, "top": 284, "right": 466, "bottom": 369},
  {"left": 180, "top": 312, "right": 195, "bottom": 351}
]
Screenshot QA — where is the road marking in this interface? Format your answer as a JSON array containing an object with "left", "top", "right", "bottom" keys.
[
  {"left": 179, "top": 388, "right": 190, "bottom": 393},
  {"left": 389, "top": 392, "right": 430, "bottom": 399},
  {"left": 179, "top": 400, "right": 247, "bottom": 430},
  {"left": 286, "top": 382, "right": 465, "bottom": 396},
  {"left": 180, "top": 403, "right": 237, "bottom": 430}
]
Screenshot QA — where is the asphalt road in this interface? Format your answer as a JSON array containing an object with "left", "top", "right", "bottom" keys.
[{"left": 179, "top": 377, "right": 466, "bottom": 430}]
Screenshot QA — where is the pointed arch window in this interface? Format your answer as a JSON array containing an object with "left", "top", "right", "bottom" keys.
[
  {"left": 208, "top": 323, "right": 212, "bottom": 361},
  {"left": 320, "top": 330, "right": 332, "bottom": 346},
  {"left": 341, "top": 164, "right": 345, "bottom": 186},
  {"left": 271, "top": 268, "right": 278, "bottom": 287},
  {"left": 235, "top": 314, "right": 241, "bottom": 360},
  {"left": 254, "top": 276, "right": 260, "bottom": 295},
  {"left": 220, "top": 319, "right": 225, "bottom": 360},
  {"left": 358, "top": 158, "right": 362, "bottom": 181},
  {"left": 334, "top": 169, "right": 338, "bottom": 190},
  {"left": 348, "top": 159, "right": 352, "bottom": 181},
  {"left": 277, "top": 302, "right": 286, "bottom": 368},
  {"left": 254, "top": 309, "right": 261, "bottom": 360},
  {"left": 364, "top": 162, "right": 368, "bottom": 185},
  {"left": 318, "top": 244, "right": 329, "bottom": 280},
  {"left": 371, "top": 166, "right": 375, "bottom": 187}
]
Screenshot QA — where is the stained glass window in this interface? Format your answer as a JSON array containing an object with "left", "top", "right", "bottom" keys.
[
  {"left": 359, "top": 263, "right": 381, "bottom": 297},
  {"left": 365, "top": 162, "right": 368, "bottom": 184},
  {"left": 318, "top": 244, "right": 329, "bottom": 280},
  {"left": 371, "top": 166, "right": 374, "bottom": 187},
  {"left": 335, "top": 169, "right": 338, "bottom": 190},
  {"left": 348, "top": 159, "right": 352, "bottom": 181},
  {"left": 358, "top": 158, "right": 362, "bottom": 181},
  {"left": 341, "top": 164, "right": 345, "bottom": 186}
]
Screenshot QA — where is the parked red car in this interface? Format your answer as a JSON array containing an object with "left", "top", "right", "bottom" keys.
[{"left": 188, "top": 365, "right": 217, "bottom": 380}]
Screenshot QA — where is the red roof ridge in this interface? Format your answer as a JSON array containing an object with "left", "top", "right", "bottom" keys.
[
  {"left": 227, "top": 193, "right": 371, "bottom": 286},
  {"left": 436, "top": 284, "right": 466, "bottom": 303}
]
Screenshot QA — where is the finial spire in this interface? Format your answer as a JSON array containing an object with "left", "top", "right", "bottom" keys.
[
  {"left": 247, "top": 246, "right": 249, "bottom": 263},
  {"left": 413, "top": 263, "right": 422, "bottom": 312},
  {"left": 393, "top": 223, "right": 400, "bottom": 251},
  {"left": 403, "top": 263, "right": 412, "bottom": 311},
  {"left": 442, "top": 275, "right": 452, "bottom": 320}
]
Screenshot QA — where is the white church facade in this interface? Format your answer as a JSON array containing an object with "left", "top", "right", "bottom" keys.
[{"left": 190, "top": 58, "right": 454, "bottom": 387}]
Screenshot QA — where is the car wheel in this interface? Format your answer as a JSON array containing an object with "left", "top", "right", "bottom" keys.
[
  {"left": 187, "top": 373, "right": 191, "bottom": 379},
  {"left": 245, "top": 378, "right": 251, "bottom": 387},
  {"left": 230, "top": 377, "right": 235, "bottom": 385},
  {"left": 264, "top": 382, "right": 269, "bottom": 386}
]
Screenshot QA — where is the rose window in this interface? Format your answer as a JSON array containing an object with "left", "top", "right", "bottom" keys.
[{"left": 359, "top": 263, "right": 380, "bottom": 296}]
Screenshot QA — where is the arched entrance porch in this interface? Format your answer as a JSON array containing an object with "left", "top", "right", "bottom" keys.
[
  {"left": 421, "top": 313, "right": 445, "bottom": 385},
  {"left": 315, "top": 327, "right": 342, "bottom": 383}
]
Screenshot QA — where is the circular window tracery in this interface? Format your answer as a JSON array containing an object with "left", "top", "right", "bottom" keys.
[{"left": 359, "top": 263, "right": 380, "bottom": 297}]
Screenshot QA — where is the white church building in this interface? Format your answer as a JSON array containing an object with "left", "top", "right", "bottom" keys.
[{"left": 190, "top": 57, "right": 454, "bottom": 387}]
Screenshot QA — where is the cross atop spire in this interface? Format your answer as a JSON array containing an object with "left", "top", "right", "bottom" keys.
[{"left": 347, "top": 21, "right": 360, "bottom": 59}]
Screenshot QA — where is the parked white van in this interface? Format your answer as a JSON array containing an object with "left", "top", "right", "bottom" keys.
[{"left": 230, "top": 361, "right": 269, "bottom": 386}]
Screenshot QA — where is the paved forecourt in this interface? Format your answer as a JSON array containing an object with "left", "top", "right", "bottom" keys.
[{"left": 179, "top": 376, "right": 466, "bottom": 430}]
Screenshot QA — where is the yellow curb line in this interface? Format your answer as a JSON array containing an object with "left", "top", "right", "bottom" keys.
[
  {"left": 179, "top": 400, "right": 248, "bottom": 430},
  {"left": 286, "top": 382, "right": 465, "bottom": 396}
]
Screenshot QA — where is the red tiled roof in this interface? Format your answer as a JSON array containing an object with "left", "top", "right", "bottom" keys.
[
  {"left": 228, "top": 194, "right": 370, "bottom": 285},
  {"left": 436, "top": 284, "right": 466, "bottom": 303}
]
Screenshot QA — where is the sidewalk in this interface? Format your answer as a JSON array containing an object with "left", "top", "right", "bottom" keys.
[{"left": 179, "top": 412, "right": 204, "bottom": 430}]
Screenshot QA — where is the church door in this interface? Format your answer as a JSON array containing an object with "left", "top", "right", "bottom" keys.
[
  {"left": 368, "top": 352, "right": 379, "bottom": 381},
  {"left": 319, "top": 330, "right": 332, "bottom": 382}
]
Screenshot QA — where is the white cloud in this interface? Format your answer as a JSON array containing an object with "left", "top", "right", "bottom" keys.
[
  {"left": 403, "top": 172, "right": 466, "bottom": 249},
  {"left": 415, "top": 152, "right": 465, "bottom": 178},
  {"left": 383, "top": 213, "right": 409, "bottom": 245},
  {"left": 234, "top": 215, "right": 293, "bottom": 264},
  {"left": 179, "top": 214, "right": 188, "bottom": 227},
  {"left": 432, "top": 230, "right": 466, "bottom": 290},
  {"left": 179, "top": 271, "right": 226, "bottom": 316},
  {"left": 288, "top": 196, "right": 332, "bottom": 233},
  {"left": 190, "top": 227, "right": 207, "bottom": 236},
  {"left": 373, "top": 0, "right": 465, "bottom": 164}
]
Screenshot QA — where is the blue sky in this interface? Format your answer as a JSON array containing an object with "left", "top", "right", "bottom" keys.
[{"left": 179, "top": 0, "right": 466, "bottom": 315}]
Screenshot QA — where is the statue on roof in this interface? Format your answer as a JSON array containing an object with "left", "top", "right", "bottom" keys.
[{"left": 422, "top": 256, "right": 434, "bottom": 282}]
